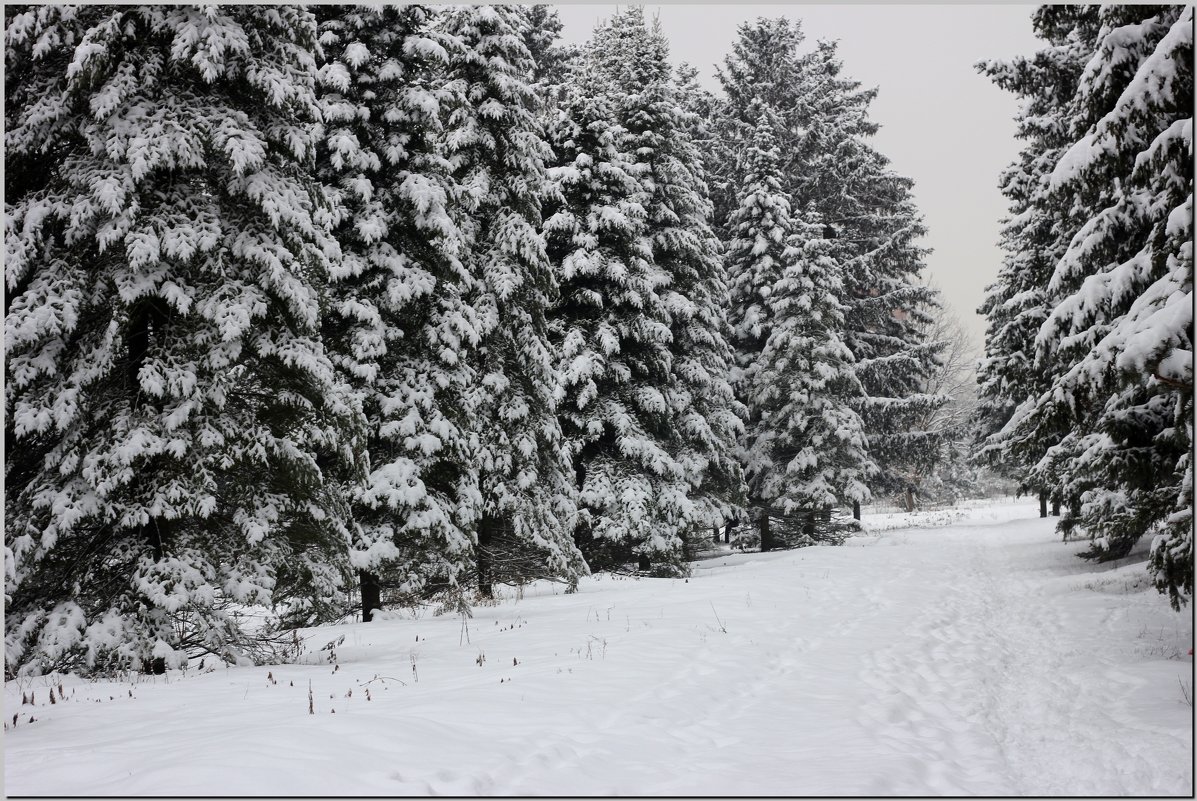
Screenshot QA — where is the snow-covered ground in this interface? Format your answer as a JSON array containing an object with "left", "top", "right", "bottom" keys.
[
  {"left": 5, "top": 503, "right": 1192, "bottom": 796},
  {"left": 856, "top": 495, "right": 1037, "bottom": 532}
]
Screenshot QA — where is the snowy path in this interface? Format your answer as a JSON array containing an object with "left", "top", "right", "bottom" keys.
[{"left": 5, "top": 505, "right": 1192, "bottom": 796}]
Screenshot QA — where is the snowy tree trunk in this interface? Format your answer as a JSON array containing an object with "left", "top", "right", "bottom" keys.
[
  {"left": 852, "top": 501, "right": 861, "bottom": 521},
  {"left": 126, "top": 300, "right": 168, "bottom": 412},
  {"left": 759, "top": 511, "right": 774, "bottom": 552},
  {"left": 1039, "top": 491, "right": 1048, "bottom": 518},
  {"left": 141, "top": 656, "right": 167, "bottom": 676},
  {"left": 1070, "top": 498, "right": 1084, "bottom": 534},
  {"left": 477, "top": 516, "right": 498, "bottom": 599},
  {"left": 129, "top": 300, "right": 168, "bottom": 677},
  {"left": 360, "top": 572, "right": 381, "bottom": 623},
  {"left": 127, "top": 299, "right": 170, "bottom": 563},
  {"left": 1051, "top": 498, "right": 1061, "bottom": 517},
  {"left": 904, "top": 487, "right": 916, "bottom": 514}
]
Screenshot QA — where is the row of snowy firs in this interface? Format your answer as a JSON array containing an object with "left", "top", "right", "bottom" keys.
[
  {"left": 0, "top": 4, "right": 1185, "bottom": 676},
  {"left": 974, "top": 5, "right": 1194, "bottom": 610}
]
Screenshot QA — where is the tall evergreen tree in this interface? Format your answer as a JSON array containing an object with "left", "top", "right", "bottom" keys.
[
  {"left": 313, "top": 5, "right": 479, "bottom": 619},
  {"left": 713, "top": 19, "right": 945, "bottom": 511},
  {"left": 840, "top": 163, "right": 944, "bottom": 511},
  {"left": 544, "top": 66, "right": 689, "bottom": 571},
  {"left": 794, "top": 41, "right": 944, "bottom": 509},
  {"left": 748, "top": 211, "right": 874, "bottom": 540},
  {"left": 583, "top": 8, "right": 745, "bottom": 569},
  {"left": 437, "top": 4, "right": 585, "bottom": 596},
  {"left": 975, "top": 6, "right": 1102, "bottom": 510},
  {"left": 727, "top": 105, "right": 792, "bottom": 402},
  {"left": 728, "top": 108, "right": 873, "bottom": 547},
  {"left": 4, "top": 5, "right": 361, "bottom": 675},
  {"left": 991, "top": 6, "right": 1192, "bottom": 603},
  {"left": 725, "top": 106, "right": 796, "bottom": 549}
]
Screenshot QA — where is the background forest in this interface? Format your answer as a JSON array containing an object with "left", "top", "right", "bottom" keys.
[{"left": 4, "top": 3, "right": 1191, "bottom": 678}]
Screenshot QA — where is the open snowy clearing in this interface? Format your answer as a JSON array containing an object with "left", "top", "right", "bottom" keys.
[{"left": 5, "top": 502, "right": 1192, "bottom": 797}]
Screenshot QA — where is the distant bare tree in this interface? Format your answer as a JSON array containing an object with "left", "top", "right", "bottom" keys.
[
  {"left": 906, "top": 298, "right": 982, "bottom": 505},
  {"left": 923, "top": 309, "right": 980, "bottom": 439}
]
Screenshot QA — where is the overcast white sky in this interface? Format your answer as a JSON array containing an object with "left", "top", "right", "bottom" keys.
[{"left": 554, "top": 4, "right": 1044, "bottom": 351}]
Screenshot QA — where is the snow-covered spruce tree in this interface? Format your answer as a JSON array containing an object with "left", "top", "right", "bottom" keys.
[
  {"left": 725, "top": 105, "right": 792, "bottom": 550},
  {"left": 647, "top": 86, "right": 746, "bottom": 559},
  {"left": 543, "top": 66, "right": 690, "bottom": 573},
  {"left": 728, "top": 108, "right": 873, "bottom": 547},
  {"left": 726, "top": 105, "right": 791, "bottom": 394},
  {"left": 975, "top": 6, "right": 1102, "bottom": 514},
  {"left": 584, "top": 8, "right": 745, "bottom": 571},
  {"left": 313, "top": 5, "right": 482, "bottom": 620},
  {"left": 4, "top": 5, "right": 363, "bottom": 676},
  {"left": 842, "top": 168, "right": 945, "bottom": 513},
  {"left": 673, "top": 62, "right": 718, "bottom": 138},
  {"left": 749, "top": 216, "right": 875, "bottom": 546},
  {"left": 1000, "top": 6, "right": 1192, "bottom": 602},
  {"left": 515, "top": 6, "right": 579, "bottom": 175},
  {"left": 711, "top": 22, "right": 879, "bottom": 242},
  {"left": 516, "top": 5, "right": 577, "bottom": 91},
  {"left": 437, "top": 4, "right": 586, "bottom": 596},
  {"left": 794, "top": 40, "right": 946, "bottom": 512},
  {"left": 706, "top": 16, "right": 806, "bottom": 239},
  {"left": 714, "top": 21, "right": 945, "bottom": 514}
]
